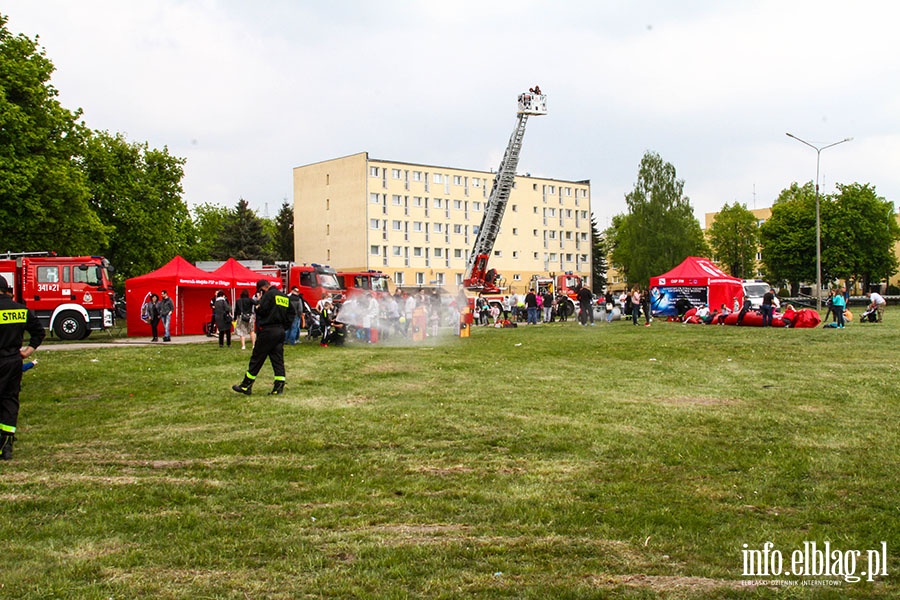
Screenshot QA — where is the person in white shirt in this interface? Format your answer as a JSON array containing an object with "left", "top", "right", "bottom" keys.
[{"left": 867, "top": 291, "right": 887, "bottom": 323}]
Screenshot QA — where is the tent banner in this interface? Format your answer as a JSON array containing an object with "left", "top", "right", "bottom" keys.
[{"left": 651, "top": 285, "right": 707, "bottom": 316}]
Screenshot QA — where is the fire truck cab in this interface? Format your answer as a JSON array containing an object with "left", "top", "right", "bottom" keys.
[
  {"left": 530, "top": 273, "right": 585, "bottom": 316},
  {"left": 337, "top": 270, "right": 392, "bottom": 300},
  {"left": 285, "top": 263, "right": 344, "bottom": 308},
  {"left": 0, "top": 252, "right": 116, "bottom": 340}
]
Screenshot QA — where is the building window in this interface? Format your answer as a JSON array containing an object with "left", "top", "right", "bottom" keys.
[
  {"left": 454, "top": 249, "right": 463, "bottom": 259},
  {"left": 433, "top": 173, "right": 442, "bottom": 184},
  {"left": 533, "top": 229, "right": 539, "bottom": 236},
  {"left": 433, "top": 223, "right": 443, "bottom": 233},
  {"left": 434, "top": 248, "right": 443, "bottom": 258},
  {"left": 533, "top": 252, "right": 539, "bottom": 260},
  {"left": 433, "top": 198, "right": 442, "bottom": 208},
  {"left": 453, "top": 175, "right": 462, "bottom": 185},
  {"left": 413, "top": 247, "right": 423, "bottom": 257},
  {"left": 392, "top": 195, "right": 402, "bottom": 205},
  {"left": 392, "top": 220, "right": 401, "bottom": 231},
  {"left": 392, "top": 169, "right": 401, "bottom": 179},
  {"left": 533, "top": 206, "right": 538, "bottom": 214},
  {"left": 370, "top": 167, "right": 379, "bottom": 177},
  {"left": 512, "top": 250, "right": 519, "bottom": 259},
  {"left": 413, "top": 222, "right": 423, "bottom": 232},
  {"left": 550, "top": 253, "right": 558, "bottom": 261},
  {"left": 512, "top": 228, "right": 518, "bottom": 235},
  {"left": 413, "top": 196, "right": 423, "bottom": 207},
  {"left": 370, "top": 245, "right": 380, "bottom": 255},
  {"left": 370, "top": 193, "right": 381, "bottom": 204},
  {"left": 513, "top": 274, "right": 521, "bottom": 281},
  {"left": 395, "top": 272, "right": 404, "bottom": 285},
  {"left": 369, "top": 219, "right": 380, "bottom": 229},
  {"left": 393, "top": 246, "right": 402, "bottom": 256},
  {"left": 413, "top": 171, "right": 422, "bottom": 181},
  {"left": 511, "top": 204, "right": 517, "bottom": 212},
  {"left": 415, "top": 272, "right": 425, "bottom": 285},
  {"left": 454, "top": 224, "right": 463, "bottom": 234},
  {"left": 453, "top": 200, "right": 463, "bottom": 210}
]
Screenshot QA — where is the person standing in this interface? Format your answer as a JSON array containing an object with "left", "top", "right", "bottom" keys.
[
  {"left": 233, "top": 289, "right": 256, "bottom": 350},
  {"left": 760, "top": 287, "right": 775, "bottom": 327},
  {"left": 577, "top": 286, "right": 594, "bottom": 326},
  {"left": 213, "top": 290, "right": 232, "bottom": 348},
  {"left": 631, "top": 288, "right": 642, "bottom": 325},
  {"left": 143, "top": 294, "right": 161, "bottom": 342},
  {"left": 232, "top": 280, "right": 294, "bottom": 396},
  {"left": 0, "top": 275, "right": 46, "bottom": 460},
  {"left": 832, "top": 286, "right": 847, "bottom": 328},
  {"left": 158, "top": 289, "right": 174, "bottom": 341},
  {"left": 524, "top": 289, "right": 539, "bottom": 325},
  {"left": 284, "top": 286, "right": 304, "bottom": 344}
]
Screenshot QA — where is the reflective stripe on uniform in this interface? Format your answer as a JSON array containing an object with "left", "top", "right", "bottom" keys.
[{"left": 0, "top": 423, "right": 15, "bottom": 433}]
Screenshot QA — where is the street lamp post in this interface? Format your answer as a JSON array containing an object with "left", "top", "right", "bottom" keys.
[{"left": 785, "top": 133, "right": 852, "bottom": 311}]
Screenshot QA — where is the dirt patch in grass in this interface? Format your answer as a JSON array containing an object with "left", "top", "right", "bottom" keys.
[
  {"left": 591, "top": 574, "right": 755, "bottom": 592},
  {"left": 660, "top": 396, "right": 741, "bottom": 407}
]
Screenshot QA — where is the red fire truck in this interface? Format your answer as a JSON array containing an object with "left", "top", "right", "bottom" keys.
[
  {"left": 0, "top": 251, "right": 117, "bottom": 340},
  {"left": 284, "top": 263, "right": 344, "bottom": 308},
  {"left": 336, "top": 270, "right": 392, "bottom": 300},
  {"left": 530, "top": 272, "right": 585, "bottom": 316}
]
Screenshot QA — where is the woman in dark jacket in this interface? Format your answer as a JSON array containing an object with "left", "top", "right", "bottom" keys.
[
  {"left": 213, "top": 290, "right": 233, "bottom": 347},
  {"left": 145, "top": 294, "right": 161, "bottom": 342}
]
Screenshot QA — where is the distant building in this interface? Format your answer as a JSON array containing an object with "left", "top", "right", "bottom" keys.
[{"left": 293, "top": 152, "right": 592, "bottom": 292}]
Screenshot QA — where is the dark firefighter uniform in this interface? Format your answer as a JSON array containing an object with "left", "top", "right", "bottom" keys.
[
  {"left": 0, "top": 275, "right": 46, "bottom": 460},
  {"left": 232, "top": 280, "right": 294, "bottom": 396}
]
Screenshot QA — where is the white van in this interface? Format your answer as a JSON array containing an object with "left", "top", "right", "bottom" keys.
[{"left": 742, "top": 281, "right": 773, "bottom": 309}]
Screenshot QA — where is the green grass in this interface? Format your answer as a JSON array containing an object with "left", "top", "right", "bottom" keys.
[{"left": 3, "top": 314, "right": 899, "bottom": 598}]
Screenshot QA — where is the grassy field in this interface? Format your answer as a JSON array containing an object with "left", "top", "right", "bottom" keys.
[{"left": 2, "top": 313, "right": 898, "bottom": 599}]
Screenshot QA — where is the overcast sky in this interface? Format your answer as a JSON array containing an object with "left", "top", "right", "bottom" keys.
[{"left": 4, "top": 1, "right": 898, "bottom": 228}]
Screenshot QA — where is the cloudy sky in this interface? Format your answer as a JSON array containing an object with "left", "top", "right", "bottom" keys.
[{"left": 4, "top": 1, "right": 898, "bottom": 228}]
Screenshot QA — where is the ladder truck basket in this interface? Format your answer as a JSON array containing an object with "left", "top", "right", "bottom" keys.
[{"left": 517, "top": 93, "right": 547, "bottom": 115}]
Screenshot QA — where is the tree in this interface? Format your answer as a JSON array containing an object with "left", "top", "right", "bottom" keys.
[
  {"left": 758, "top": 182, "right": 817, "bottom": 293},
  {"left": 589, "top": 213, "right": 607, "bottom": 293},
  {"left": 821, "top": 183, "right": 899, "bottom": 291},
  {"left": 184, "top": 202, "right": 231, "bottom": 263},
  {"left": 609, "top": 151, "right": 708, "bottom": 287},
  {"left": 0, "top": 15, "right": 108, "bottom": 254},
  {"left": 707, "top": 202, "right": 759, "bottom": 279},
  {"left": 269, "top": 200, "right": 294, "bottom": 262},
  {"left": 215, "top": 198, "right": 272, "bottom": 262},
  {"left": 81, "top": 131, "right": 190, "bottom": 282}
]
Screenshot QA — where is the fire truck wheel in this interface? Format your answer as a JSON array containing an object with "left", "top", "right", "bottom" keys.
[{"left": 54, "top": 310, "right": 88, "bottom": 340}]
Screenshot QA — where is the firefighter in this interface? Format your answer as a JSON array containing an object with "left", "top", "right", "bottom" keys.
[
  {"left": 232, "top": 280, "right": 294, "bottom": 396},
  {"left": 0, "top": 275, "right": 46, "bottom": 460}
]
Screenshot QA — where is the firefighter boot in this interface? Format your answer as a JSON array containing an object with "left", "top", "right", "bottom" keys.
[
  {"left": 0, "top": 433, "right": 14, "bottom": 461},
  {"left": 231, "top": 375, "right": 254, "bottom": 396},
  {"left": 269, "top": 380, "right": 285, "bottom": 396}
]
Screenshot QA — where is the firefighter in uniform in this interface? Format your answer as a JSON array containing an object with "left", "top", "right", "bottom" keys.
[
  {"left": 232, "top": 279, "right": 294, "bottom": 396},
  {"left": 0, "top": 275, "right": 46, "bottom": 460}
]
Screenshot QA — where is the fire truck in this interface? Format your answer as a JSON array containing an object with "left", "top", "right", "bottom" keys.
[
  {"left": 336, "top": 270, "right": 392, "bottom": 300},
  {"left": 283, "top": 263, "right": 344, "bottom": 308},
  {"left": 529, "top": 272, "right": 585, "bottom": 316},
  {"left": 0, "top": 251, "right": 117, "bottom": 340},
  {"left": 462, "top": 89, "right": 547, "bottom": 310}
]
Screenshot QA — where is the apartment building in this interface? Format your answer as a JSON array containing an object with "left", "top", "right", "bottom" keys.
[{"left": 293, "top": 152, "right": 592, "bottom": 293}]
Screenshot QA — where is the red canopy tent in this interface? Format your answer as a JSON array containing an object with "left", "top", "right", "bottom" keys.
[
  {"left": 209, "top": 258, "right": 282, "bottom": 304},
  {"left": 125, "top": 256, "right": 229, "bottom": 337},
  {"left": 649, "top": 257, "right": 744, "bottom": 317}
]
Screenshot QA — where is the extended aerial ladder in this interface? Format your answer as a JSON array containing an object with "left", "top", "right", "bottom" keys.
[{"left": 463, "top": 89, "right": 548, "bottom": 293}]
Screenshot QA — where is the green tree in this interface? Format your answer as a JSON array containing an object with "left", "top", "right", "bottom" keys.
[
  {"left": 0, "top": 15, "right": 108, "bottom": 254},
  {"left": 185, "top": 202, "right": 231, "bottom": 263},
  {"left": 821, "top": 183, "right": 899, "bottom": 291},
  {"left": 758, "top": 182, "right": 817, "bottom": 293},
  {"left": 589, "top": 213, "right": 607, "bottom": 293},
  {"left": 707, "top": 201, "right": 759, "bottom": 279},
  {"left": 215, "top": 198, "right": 272, "bottom": 262},
  {"left": 269, "top": 200, "right": 294, "bottom": 262},
  {"left": 81, "top": 131, "right": 189, "bottom": 282},
  {"left": 609, "top": 151, "right": 708, "bottom": 287}
]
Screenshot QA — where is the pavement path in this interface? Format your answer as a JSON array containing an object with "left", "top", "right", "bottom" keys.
[{"left": 38, "top": 335, "right": 218, "bottom": 351}]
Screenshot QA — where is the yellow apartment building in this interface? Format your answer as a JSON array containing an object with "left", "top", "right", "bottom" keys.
[{"left": 293, "top": 152, "right": 592, "bottom": 293}]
